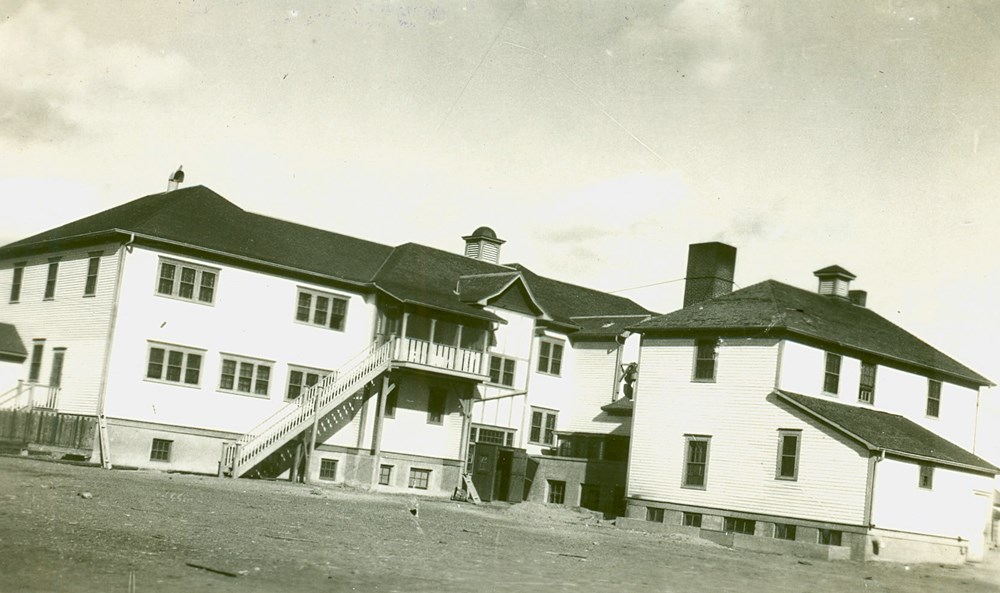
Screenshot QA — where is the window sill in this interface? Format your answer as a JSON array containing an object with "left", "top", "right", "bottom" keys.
[
  {"left": 537, "top": 371, "right": 562, "bottom": 378},
  {"left": 143, "top": 378, "right": 202, "bottom": 390},
  {"left": 691, "top": 378, "right": 717, "bottom": 384},
  {"left": 82, "top": 294, "right": 96, "bottom": 299},
  {"left": 775, "top": 476, "right": 798, "bottom": 482},
  {"left": 217, "top": 389, "right": 270, "bottom": 399},
  {"left": 293, "top": 320, "right": 345, "bottom": 332},
  {"left": 155, "top": 293, "right": 215, "bottom": 307},
  {"left": 681, "top": 484, "right": 707, "bottom": 490}
]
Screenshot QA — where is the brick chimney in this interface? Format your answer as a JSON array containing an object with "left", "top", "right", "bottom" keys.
[
  {"left": 814, "top": 266, "right": 855, "bottom": 299},
  {"left": 462, "top": 226, "right": 505, "bottom": 264},
  {"left": 683, "top": 242, "right": 737, "bottom": 308}
]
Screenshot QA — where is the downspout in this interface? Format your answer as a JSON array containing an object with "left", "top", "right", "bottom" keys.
[
  {"left": 94, "top": 232, "right": 133, "bottom": 468},
  {"left": 865, "top": 449, "right": 885, "bottom": 530},
  {"left": 973, "top": 388, "right": 981, "bottom": 454},
  {"left": 622, "top": 333, "right": 645, "bottom": 514}
]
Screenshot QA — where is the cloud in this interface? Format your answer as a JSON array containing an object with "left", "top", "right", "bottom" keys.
[
  {"left": 619, "top": 0, "right": 758, "bottom": 85},
  {"left": 0, "top": 2, "right": 191, "bottom": 143}
]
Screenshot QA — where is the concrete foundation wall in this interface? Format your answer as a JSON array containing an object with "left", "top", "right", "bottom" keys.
[
  {"left": 525, "top": 455, "right": 626, "bottom": 516},
  {"left": 311, "top": 445, "right": 461, "bottom": 497},
  {"left": 107, "top": 419, "right": 237, "bottom": 474}
]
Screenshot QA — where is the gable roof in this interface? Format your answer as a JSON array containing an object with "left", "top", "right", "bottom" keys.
[
  {"left": 508, "top": 264, "right": 655, "bottom": 327},
  {"left": 0, "top": 186, "right": 394, "bottom": 286},
  {"left": 633, "top": 280, "right": 990, "bottom": 387},
  {"left": 372, "top": 243, "right": 512, "bottom": 322},
  {"left": 457, "top": 272, "right": 522, "bottom": 304},
  {"left": 775, "top": 390, "right": 998, "bottom": 474},
  {"left": 0, "top": 323, "right": 27, "bottom": 361}
]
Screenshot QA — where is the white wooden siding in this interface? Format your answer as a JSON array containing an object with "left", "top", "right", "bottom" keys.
[
  {"left": 630, "top": 337, "right": 870, "bottom": 525},
  {"left": 378, "top": 380, "right": 464, "bottom": 460},
  {"left": 559, "top": 341, "right": 628, "bottom": 436},
  {"left": 779, "top": 341, "right": 980, "bottom": 451},
  {"left": 0, "top": 245, "right": 121, "bottom": 415},
  {"left": 870, "top": 458, "right": 994, "bottom": 540},
  {"left": 102, "top": 246, "right": 378, "bottom": 433}
]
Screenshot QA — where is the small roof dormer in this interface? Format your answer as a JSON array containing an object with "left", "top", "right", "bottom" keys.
[
  {"left": 813, "top": 265, "right": 856, "bottom": 299},
  {"left": 462, "top": 226, "right": 505, "bottom": 264}
]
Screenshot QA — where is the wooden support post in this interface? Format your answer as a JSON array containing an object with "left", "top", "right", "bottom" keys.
[
  {"left": 370, "top": 375, "right": 391, "bottom": 487},
  {"left": 291, "top": 438, "right": 303, "bottom": 483},
  {"left": 304, "top": 391, "right": 321, "bottom": 484}
]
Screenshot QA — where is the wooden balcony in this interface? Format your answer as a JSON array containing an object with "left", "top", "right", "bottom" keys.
[{"left": 391, "top": 337, "right": 488, "bottom": 381}]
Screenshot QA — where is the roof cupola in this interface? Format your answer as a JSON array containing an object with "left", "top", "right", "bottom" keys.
[
  {"left": 814, "top": 265, "right": 855, "bottom": 299},
  {"left": 462, "top": 226, "right": 505, "bottom": 264}
]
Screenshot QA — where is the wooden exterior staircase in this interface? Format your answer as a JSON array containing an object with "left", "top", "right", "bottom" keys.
[{"left": 221, "top": 338, "right": 395, "bottom": 478}]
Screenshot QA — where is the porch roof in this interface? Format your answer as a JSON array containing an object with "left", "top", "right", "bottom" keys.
[
  {"left": 775, "top": 390, "right": 999, "bottom": 474},
  {"left": 0, "top": 323, "right": 27, "bottom": 361}
]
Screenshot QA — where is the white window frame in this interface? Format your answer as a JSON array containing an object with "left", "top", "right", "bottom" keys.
[
  {"left": 823, "top": 352, "right": 841, "bottom": 395},
  {"left": 155, "top": 257, "right": 218, "bottom": 305},
  {"left": 537, "top": 338, "right": 564, "bottom": 376},
  {"left": 319, "top": 458, "right": 338, "bottom": 481},
  {"left": 926, "top": 379, "right": 942, "bottom": 418},
  {"left": 470, "top": 424, "right": 516, "bottom": 447},
  {"left": 858, "top": 361, "right": 877, "bottom": 404},
  {"left": 43, "top": 258, "right": 60, "bottom": 300},
  {"left": 9, "top": 262, "right": 25, "bottom": 303},
  {"left": 83, "top": 253, "right": 101, "bottom": 297},
  {"left": 692, "top": 338, "right": 718, "bottom": 382},
  {"left": 150, "top": 438, "right": 173, "bottom": 462},
  {"left": 408, "top": 468, "right": 431, "bottom": 490},
  {"left": 218, "top": 353, "right": 273, "bottom": 398},
  {"left": 775, "top": 429, "right": 801, "bottom": 480},
  {"left": 918, "top": 464, "right": 934, "bottom": 489},
  {"left": 286, "top": 365, "right": 330, "bottom": 401},
  {"left": 488, "top": 355, "right": 516, "bottom": 387},
  {"left": 145, "top": 342, "right": 205, "bottom": 388},
  {"left": 683, "top": 435, "right": 711, "bottom": 489},
  {"left": 295, "top": 287, "right": 349, "bottom": 331},
  {"left": 529, "top": 407, "right": 557, "bottom": 445}
]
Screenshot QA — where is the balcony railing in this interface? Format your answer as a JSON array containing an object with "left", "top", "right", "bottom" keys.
[
  {"left": 393, "top": 336, "right": 485, "bottom": 376},
  {"left": 0, "top": 381, "right": 60, "bottom": 411}
]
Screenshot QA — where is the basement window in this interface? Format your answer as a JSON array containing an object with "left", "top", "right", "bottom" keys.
[
  {"left": 774, "top": 523, "right": 797, "bottom": 541},
  {"left": 645, "top": 507, "right": 664, "bottom": 522},
  {"left": 547, "top": 480, "right": 566, "bottom": 504},
  {"left": 319, "top": 459, "right": 338, "bottom": 481},
  {"left": 724, "top": 517, "right": 756, "bottom": 535},
  {"left": 408, "top": 468, "right": 431, "bottom": 490},
  {"left": 378, "top": 465, "right": 393, "bottom": 486},
  {"left": 818, "top": 529, "right": 843, "bottom": 546},
  {"left": 150, "top": 439, "right": 172, "bottom": 462},
  {"left": 683, "top": 512, "right": 703, "bottom": 528}
]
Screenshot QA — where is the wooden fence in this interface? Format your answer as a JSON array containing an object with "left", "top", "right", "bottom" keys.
[{"left": 0, "top": 409, "right": 96, "bottom": 452}]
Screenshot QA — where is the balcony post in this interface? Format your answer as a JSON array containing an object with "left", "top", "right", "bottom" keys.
[
  {"left": 453, "top": 326, "right": 463, "bottom": 371},
  {"left": 479, "top": 327, "right": 490, "bottom": 376}
]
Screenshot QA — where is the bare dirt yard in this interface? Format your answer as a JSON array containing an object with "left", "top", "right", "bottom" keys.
[{"left": 0, "top": 456, "right": 998, "bottom": 593}]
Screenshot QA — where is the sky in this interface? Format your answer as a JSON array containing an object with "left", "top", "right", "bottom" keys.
[{"left": 2, "top": 1, "right": 999, "bottom": 457}]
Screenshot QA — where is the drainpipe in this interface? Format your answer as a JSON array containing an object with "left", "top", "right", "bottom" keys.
[
  {"left": 865, "top": 450, "right": 885, "bottom": 529},
  {"left": 94, "top": 232, "right": 134, "bottom": 468},
  {"left": 516, "top": 322, "right": 539, "bottom": 449}
]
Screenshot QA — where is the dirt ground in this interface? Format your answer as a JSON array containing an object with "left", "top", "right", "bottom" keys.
[{"left": 0, "top": 456, "right": 998, "bottom": 593}]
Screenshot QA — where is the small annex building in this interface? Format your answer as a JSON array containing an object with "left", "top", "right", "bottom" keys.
[{"left": 623, "top": 242, "right": 997, "bottom": 564}]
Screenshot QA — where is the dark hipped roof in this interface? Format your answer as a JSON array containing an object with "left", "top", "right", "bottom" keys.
[
  {"left": 0, "top": 323, "right": 27, "bottom": 360},
  {"left": 600, "top": 397, "right": 634, "bottom": 416},
  {"left": 0, "top": 185, "right": 652, "bottom": 329},
  {"left": 508, "top": 264, "right": 655, "bottom": 327},
  {"left": 776, "top": 390, "right": 998, "bottom": 474},
  {"left": 571, "top": 315, "right": 654, "bottom": 339},
  {"left": 0, "top": 186, "right": 394, "bottom": 286},
  {"left": 633, "top": 280, "right": 990, "bottom": 387}
]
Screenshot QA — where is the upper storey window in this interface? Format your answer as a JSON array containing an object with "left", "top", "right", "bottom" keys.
[
  {"left": 823, "top": 353, "right": 841, "bottom": 395},
  {"left": 9, "top": 263, "right": 25, "bottom": 303},
  {"left": 296, "top": 289, "right": 348, "bottom": 331},
  {"left": 537, "top": 339, "right": 564, "bottom": 376},
  {"left": 693, "top": 339, "right": 718, "bottom": 381},
  {"left": 156, "top": 258, "right": 217, "bottom": 305},
  {"left": 858, "top": 362, "right": 877, "bottom": 404},
  {"left": 926, "top": 379, "right": 942, "bottom": 418}
]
